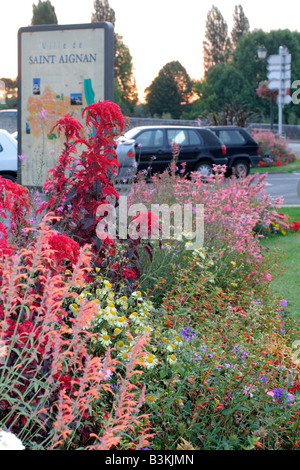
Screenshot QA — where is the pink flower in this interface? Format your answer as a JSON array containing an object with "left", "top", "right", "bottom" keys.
[{"left": 265, "top": 273, "right": 272, "bottom": 281}]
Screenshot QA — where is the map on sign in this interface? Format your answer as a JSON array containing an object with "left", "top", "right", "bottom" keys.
[
  {"left": 18, "top": 23, "right": 114, "bottom": 187},
  {"left": 26, "top": 80, "right": 95, "bottom": 140}
]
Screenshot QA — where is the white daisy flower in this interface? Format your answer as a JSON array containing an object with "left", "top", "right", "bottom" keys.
[
  {"left": 143, "top": 353, "right": 158, "bottom": 369},
  {"left": 115, "top": 316, "right": 128, "bottom": 329},
  {"left": 98, "top": 330, "right": 112, "bottom": 346},
  {"left": 168, "top": 354, "right": 177, "bottom": 365}
]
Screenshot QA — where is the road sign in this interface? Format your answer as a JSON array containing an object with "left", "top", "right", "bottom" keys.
[
  {"left": 268, "top": 78, "right": 291, "bottom": 90},
  {"left": 267, "top": 53, "right": 291, "bottom": 66},
  {"left": 267, "top": 70, "right": 291, "bottom": 81},
  {"left": 277, "top": 94, "right": 292, "bottom": 105}
]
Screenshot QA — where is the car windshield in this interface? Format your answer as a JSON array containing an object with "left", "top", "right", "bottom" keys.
[{"left": 124, "top": 128, "right": 141, "bottom": 139}]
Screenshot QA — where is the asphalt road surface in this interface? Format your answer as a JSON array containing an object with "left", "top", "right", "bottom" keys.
[
  {"left": 261, "top": 172, "right": 300, "bottom": 205},
  {"left": 256, "top": 141, "right": 300, "bottom": 205}
]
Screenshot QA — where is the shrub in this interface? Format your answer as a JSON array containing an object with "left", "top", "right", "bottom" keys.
[{"left": 251, "top": 129, "right": 297, "bottom": 167}]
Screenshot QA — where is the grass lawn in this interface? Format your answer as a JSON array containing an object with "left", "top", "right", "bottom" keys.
[{"left": 260, "top": 207, "right": 300, "bottom": 321}]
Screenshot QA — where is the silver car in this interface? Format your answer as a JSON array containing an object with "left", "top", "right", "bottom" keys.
[{"left": 114, "top": 135, "right": 137, "bottom": 181}]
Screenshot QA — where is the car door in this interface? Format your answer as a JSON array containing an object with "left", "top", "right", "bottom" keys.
[
  {"left": 217, "top": 129, "right": 248, "bottom": 159},
  {"left": 134, "top": 128, "right": 169, "bottom": 173},
  {"left": 0, "top": 132, "right": 17, "bottom": 172},
  {"left": 166, "top": 128, "right": 203, "bottom": 172}
]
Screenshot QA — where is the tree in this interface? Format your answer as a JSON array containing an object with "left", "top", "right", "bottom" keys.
[
  {"left": 91, "top": 0, "right": 138, "bottom": 115},
  {"left": 203, "top": 6, "right": 231, "bottom": 72},
  {"left": 31, "top": 0, "right": 57, "bottom": 25},
  {"left": 145, "top": 61, "right": 193, "bottom": 119},
  {"left": 114, "top": 34, "right": 139, "bottom": 115},
  {"left": 231, "top": 5, "right": 250, "bottom": 50},
  {"left": 232, "top": 29, "right": 300, "bottom": 123},
  {"left": 91, "top": 0, "right": 115, "bottom": 25}
]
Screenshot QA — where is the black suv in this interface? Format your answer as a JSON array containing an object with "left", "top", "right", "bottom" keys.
[
  {"left": 206, "top": 126, "right": 261, "bottom": 176},
  {"left": 123, "top": 125, "right": 227, "bottom": 177}
]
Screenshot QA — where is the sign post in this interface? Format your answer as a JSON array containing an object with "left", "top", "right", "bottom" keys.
[
  {"left": 18, "top": 22, "right": 114, "bottom": 187},
  {"left": 267, "top": 46, "right": 291, "bottom": 135}
]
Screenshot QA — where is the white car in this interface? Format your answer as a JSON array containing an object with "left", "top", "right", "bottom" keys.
[{"left": 0, "top": 129, "right": 18, "bottom": 181}]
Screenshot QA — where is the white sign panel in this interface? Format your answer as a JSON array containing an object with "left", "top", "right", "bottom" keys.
[
  {"left": 267, "top": 54, "right": 291, "bottom": 66},
  {"left": 267, "top": 70, "right": 291, "bottom": 81},
  {"left": 18, "top": 23, "right": 114, "bottom": 187},
  {"left": 277, "top": 94, "right": 292, "bottom": 105},
  {"left": 268, "top": 79, "right": 291, "bottom": 90}
]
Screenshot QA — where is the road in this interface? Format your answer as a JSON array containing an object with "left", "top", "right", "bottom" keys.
[
  {"left": 254, "top": 141, "right": 300, "bottom": 205},
  {"left": 261, "top": 172, "right": 300, "bottom": 205}
]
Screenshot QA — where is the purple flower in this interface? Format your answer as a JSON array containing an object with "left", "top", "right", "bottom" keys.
[
  {"left": 18, "top": 154, "right": 27, "bottom": 160},
  {"left": 180, "top": 327, "right": 196, "bottom": 341},
  {"left": 268, "top": 387, "right": 295, "bottom": 402},
  {"left": 279, "top": 299, "right": 287, "bottom": 307}
]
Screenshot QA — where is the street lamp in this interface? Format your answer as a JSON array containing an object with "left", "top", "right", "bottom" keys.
[
  {"left": 257, "top": 45, "right": 267, "bottom": 60},
  {"left": 257, "top": 45, "right": 274, "bottom": 130}
]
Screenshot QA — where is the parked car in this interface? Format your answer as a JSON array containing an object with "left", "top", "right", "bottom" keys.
[
  {"left": 205, "top": 126, "right": 261, "bottom": 176},
  {"left": 122, "top": 125, "right": 227, "bottom": 177},
  {"left": 114, "top": 135, "right": 137, "bottom": 181},
  {"left": 0, "top": 129, "right": 18, "bottom": 181}
]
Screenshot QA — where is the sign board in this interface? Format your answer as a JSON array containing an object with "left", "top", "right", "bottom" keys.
[
  {"left": 267, "top": 54, "right": 291, "bottom": 66},
  {"left": 277, "top": 94, "right": 292, "bottom": 105},
  {"left": 268, "top": 78, "right": 291, "bottom": 90},
  {"left": 267, "top": 70, "right": 291, "bottom": 81},
  {"left": 18, "top": 22, "right": 114, "bottom": 187}
]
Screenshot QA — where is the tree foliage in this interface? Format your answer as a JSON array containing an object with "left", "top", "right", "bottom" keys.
[
  {"left": 232, "top": 28, "right": 300, "bottom": 123},
  {"left": 231, "top": 5, "right": 250, "bottom": 50},
  {"left": 114, "top": 34, "right": 139, "bottom": 115},
  {"left": 91, "top": 0, "right": 138, "bottom": 115},
  {"left": 31, "top": 0, "right": 57, "bottom": 25},
  {"left": 203, "top": 6, "right": 231, "bottom": 72},
  {"left": 91, "top": 0, "right": 116, "bottom": 25},
  {"left": 145, "top": 61, "right": 193, "bottom": 119},
  {"left": 186, "top": 28, "right": 300, "bottom": 124}
]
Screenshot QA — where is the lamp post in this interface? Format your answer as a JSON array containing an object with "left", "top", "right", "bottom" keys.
[
  {"left": 257, "top": 45, "right": 274, "bottom": 130},
  {"left": 257, "top": 45, "right": 267, "bottom": 60}
]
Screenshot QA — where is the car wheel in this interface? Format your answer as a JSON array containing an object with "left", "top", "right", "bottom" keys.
[
  {"left": 1, "top": 174, "right": 17, "bottom": 182},
  {"left": 194, "top": 161, "right": 213, "bottom": 179},
  {"left": 232, "top": 159, "right": 250, "bottom": 177}
]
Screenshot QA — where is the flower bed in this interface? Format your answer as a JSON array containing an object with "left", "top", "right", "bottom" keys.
[
  {"left": 251, "top": 129, "right": 298, "bottom": 167},
  {"left": 0, "top": 102, "right": 300, "bottom": 451}
]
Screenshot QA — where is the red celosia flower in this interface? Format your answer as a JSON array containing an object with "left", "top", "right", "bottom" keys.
[
  {"left": 122, "top": 268, "right": 138, "bottom": 280},
  {"left": 50, "top": 113, "right": 85, "bottom": 141},
  {"left": 129, "top": 211, "right": 160, "bottom": 238},
  {"left": 0, "top": 238, "right": 14, "bottom": 257},
  {"left": 83, "top": 100, "right": 125, "bottom": 138},
  {"left": 46, "top": 232, "right": 80, "bottom": 270}
]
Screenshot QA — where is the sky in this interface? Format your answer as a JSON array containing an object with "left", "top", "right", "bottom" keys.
[{"left": 2, "top": 0, "right": 300, "bottom": 102}]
